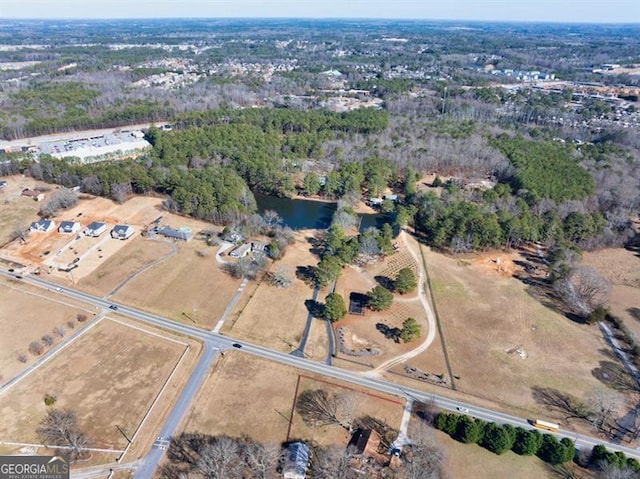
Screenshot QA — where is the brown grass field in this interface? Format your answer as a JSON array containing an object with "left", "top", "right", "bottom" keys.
[
  {"left": 223, "top": 231, "right": 320, "bottom": 351},
  {"left": 0, "top": 278, "right": 98, "bottom": 381},
  {"left": 0, "top": 176, "right": 50, "bottom": 248},
  {"left": 424, "top": 246, "right": 615, "bottom": 423},
  {"left": 433, "top": 429, "right": 558, "bottom": 479},
  {"left": 582, "top": 247, "right": 640, "bottom": 337},
  {"left": 0, "top": 317, "right": 190, "bottom": 455},
  {"left": 180, "top": 353, "right": 404, "bottom": 447},
  {"left": 112, "top": 239, "right": 240, "bottom": 328},
  {"left": 77, "top": 236, "right": 173, "bottom": 296}
]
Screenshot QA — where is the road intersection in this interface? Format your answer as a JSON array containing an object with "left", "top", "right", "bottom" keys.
[{"left": 2, "top": 269, "right": 638, "bottom": 479}]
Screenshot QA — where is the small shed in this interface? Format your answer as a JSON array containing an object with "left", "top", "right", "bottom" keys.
[{"left": 349, "top": 292, "right": 367, "bottom": 315}]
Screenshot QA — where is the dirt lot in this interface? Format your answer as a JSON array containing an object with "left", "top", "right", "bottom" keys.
[
  {"left": 424, "top": 246, "right": 615, "bottom": 423},
  {"left": 223, "top": 231, "right": 320, "bottom": 351},
  {"left": 180, "top": 353, "right": 404, "bottom": 447},
  {"left": 0, "top": 278, "right": 97, "bottom": 381},
  {"left": 0, "top": 317, "right": 190, "bottom": 454},
  {"left": 113, "top": 238, "right": 240, "bottom": 328},
  {"left": 0, "top": 176, "right": 51, "bottom": 248},
  {"left": 582, "top": 247, "right": 640, "bottom": 337}
]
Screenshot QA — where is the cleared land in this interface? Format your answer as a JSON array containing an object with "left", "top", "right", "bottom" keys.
[
  {"left": 0, "top": 279, "right": 97, "bottom": 381},
  {"left": 223, "top": 231, "right": 319, "bottom": 351},
  {"left": 425, "top": 246, "right": 614, "bottom": 424},
  {"left": 180, "top": 353, "right": 404, "bottom": 447},
  {"left": 113, "top": 238, "right": 240, "bottom": 328},
  {"left": 0, "top": 317, "right": 189, "bottom": 455}
]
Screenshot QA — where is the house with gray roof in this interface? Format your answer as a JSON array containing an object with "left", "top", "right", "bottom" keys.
[
  {"left": 84, "top": 221, "right": 107, "bottom": 237},
  {"left": 58, "top": 221, "right": 81, "bottom": 234},
  {"left": 111, "top": 224, "right": 135, "bottom": 240},
  {"left": 30, "top": 219, "right": 55, "bottom": 233},
  {"left": 159, "top": 226, "right": 193, "bottom": 242}
]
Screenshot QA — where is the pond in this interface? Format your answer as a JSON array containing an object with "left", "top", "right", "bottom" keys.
[{"left": 254, "top": 192, "right": 391, "bottom": 231}]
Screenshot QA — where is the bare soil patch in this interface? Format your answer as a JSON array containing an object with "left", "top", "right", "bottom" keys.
[
  {"left": 0, "top": 280, "right": 97, "bottom": 381},
  {"left": 113, "top": 239, "right": 239, "bottom": 328},
  {"left": 426, "top": 247, "right": 613, "bottom": 422},
  {"left": 224, "top": 231, "right": 319, "bottom": 351},
  {"left": 0, "top": 318, "right": 188, "bottom": 454}
]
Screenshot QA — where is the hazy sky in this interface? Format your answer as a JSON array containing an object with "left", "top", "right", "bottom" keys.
[{"left": 1, "top": 0, "right": 639, "bottom": 23}]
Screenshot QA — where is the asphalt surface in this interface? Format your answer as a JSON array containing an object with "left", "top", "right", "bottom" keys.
[{"left": 3, "top": 269, "right": 639, "bottom": 479}]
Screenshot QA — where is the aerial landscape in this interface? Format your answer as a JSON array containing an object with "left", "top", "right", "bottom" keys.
[{"left": 0, "top": 1, "right": 639, "bottom": 478}]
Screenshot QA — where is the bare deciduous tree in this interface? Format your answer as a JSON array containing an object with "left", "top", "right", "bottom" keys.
[
  {"left": 262, "top": 210, "right": 282, "bottom": 231},
  {"left": 402, "top": 421, "right": 446, "bottom": 479},
  {"left": 196, "top": 436, "right": 243, "bottom": 479},
  {"left": 67, "top": 320, "right": 75, "bottom": 329},
  {"left": 37, "top": 408, "right": 90, "bottom": 462},
  {"left": 595, "top": 463, "right": 639, "bottom": 479},
  {"left": 77, "top": 313, "right": 88, "bottom": 322},
  {"left": 296, "top": 389, "right": 359, "bottom": 432},
  {"left": 38, "top": 188, "right": 78, "bottom": 217},
  {"left": 41, "top": 334, "right": 54, "bottom": 346},
  {"left": 17, "top": 353, "right": 27, "bottom": 363},
  {"left": 29, "top": 341, "right": 44, "bottom": 355},
  {"left": 310, "top": 445, "right": 359, "bottom": 479},
  {"left": 244, "top": 442, "right": 281, "bottom": 479},
  {"left": 269, "top": 265, "right": 293, "bottom": 288},
  {"left": 54, "top": 326, "right": 65, "bottom": 338},
  {"left": 555, "top": 265, "right": 610, "bottom": 316},
  {"left": 587, "top": 387, "right": 623, "bottom": 433}
]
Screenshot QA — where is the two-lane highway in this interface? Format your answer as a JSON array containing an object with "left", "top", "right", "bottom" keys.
[{"left": 2, "top": 269, "right": 638, "bottom": 479}]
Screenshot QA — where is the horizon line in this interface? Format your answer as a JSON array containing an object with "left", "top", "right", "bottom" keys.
[{"left": 1, "top": 17, "right": 639, "bottom": 26}]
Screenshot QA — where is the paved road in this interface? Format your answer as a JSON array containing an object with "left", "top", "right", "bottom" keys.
[
  {"left": 133, "top": 345, "right": 218, "bottom": 479},
  {"left": 3, "top": 270, "right": 639, "bottom": 478},
  {"left": 290, "top": 283, "right": 320, "bottom": 358}
]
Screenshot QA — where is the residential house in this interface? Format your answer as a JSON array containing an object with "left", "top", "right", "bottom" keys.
[
  {"left": 159, "top": 226, "right": 193, "bottom": 242},
  {"left": 383, "top": 194, "right": 398, "bottom": 202},
  {"left": 347, "top": 428, "right": 390, "bottom": 470},
  {"left": 30, "top": 219, "right": 56, "bottom": 233},
  {"left": 84, "top": 221, "right": 107, "bottom": 237},
  {"left": 367, "top": 197, "right": 384, "bottom": 207},
  {"left": 229, "top": 243, "right": 251, "bottom": 258},
  {"left": 111, "top": 224, "right": 135, "bottom": 240},
  {"left": 22, "top": 188, "right": 45, "bottom": 201},
  {"left": 283, "top": 442, "right": 310, "bottom": 479},
  {"left": 58, "top": 221, "right": 81, "bottom": 234}
]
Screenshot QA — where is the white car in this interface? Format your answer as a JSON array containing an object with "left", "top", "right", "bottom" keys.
[{"left": 457, "top": 406, "right": 470, "bottom": 413}]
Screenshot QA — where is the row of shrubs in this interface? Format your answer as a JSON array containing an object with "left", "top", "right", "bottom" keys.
[
  {"left": 435, "top": 412, "right": 640, "bottom": 472},
  {"left": 435, "top": 412, "right": 574, "bottom": 465}
]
